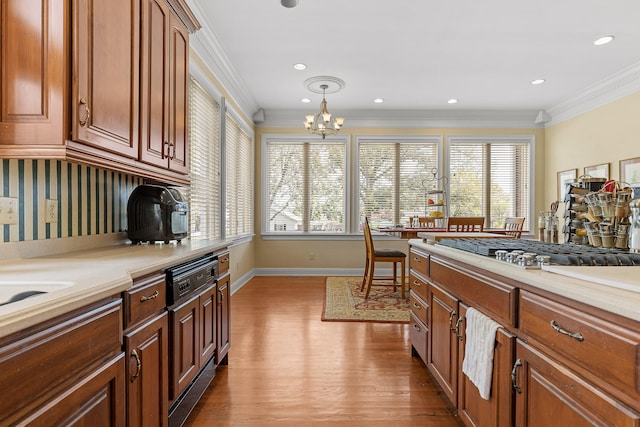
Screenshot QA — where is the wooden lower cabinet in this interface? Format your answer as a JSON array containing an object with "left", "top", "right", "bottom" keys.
[
  {"left": 216, "top": 273, "right": 231, "bottom": 365},
  {"left": 125, "top": 312, "right": 169, "bottom": 427},
  {"left": 0, "top": 298, "right": 124, "bottom": 426},
  {"left": 169, "top": 291, "right": 201, "bottom": 401},
  {"left": 21, "top": 353, "right": 125, "bottom": 426},
  {"left": 457, "top": 304, "right": 514, "bottom": 427},
  {"left": 513, "top": 340, "right": 640, "bottom": 426}
]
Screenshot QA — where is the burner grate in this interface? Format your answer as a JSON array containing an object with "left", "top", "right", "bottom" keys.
[{"left": 436, "top": 238, "right": 640, "bottom": 266}]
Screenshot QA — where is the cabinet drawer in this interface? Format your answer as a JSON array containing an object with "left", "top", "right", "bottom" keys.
[
  {"left": 410, "top": 311, "right": 428, "bottom": 363},
  {"left": 519, "top": 290, "right": 640, "bottom": 401},
  {"left": 218, "top": 252, "right": 230, "bottom": 276},
  {"left": 409, "top": 271, "right": 428, "bottom": 302},
  {"left": 124, "top": 273, "right": 166, "bottom": 329},
  {"left": 409, "top": 290, "right": 428, "bottom": 325},
  {"left": 409, "top": 249, "right": 429, "bottom": 277}
]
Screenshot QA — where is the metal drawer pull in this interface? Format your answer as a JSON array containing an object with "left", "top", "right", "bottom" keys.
[
  {"left": 550, "top": 320, "right": 584, "bottom": 342},
  {"left": 131, "top": 349, "right": 142, "bottom": 382},
  {"left": 140, "top": 290, "right": 159, "bottom": 302},
  {"left": 412, "top": 280, "right": 421, "bottom": 287},
  {"left": 511, "top": 359, "right": 522, "bottom": 393},
  {"left": 412, "top": 323, "right": 421, "bottom": 332},
  {"left": 78, "top": 97, "right": 90, "bottom": 126},
  {"left": 412, "top": 302, "right": 422, "bottom": 309}
]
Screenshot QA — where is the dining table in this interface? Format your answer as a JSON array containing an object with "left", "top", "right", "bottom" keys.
[{"left": 375, "top": 227, "right": 525, "bottom": 240}]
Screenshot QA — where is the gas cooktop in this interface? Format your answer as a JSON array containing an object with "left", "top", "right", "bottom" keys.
[{"left": 437, "top": 238, "right": 640, "bottom": 267}]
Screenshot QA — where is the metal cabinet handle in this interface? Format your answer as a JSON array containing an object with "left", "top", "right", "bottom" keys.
[
  {"left": 412, "top": 280, "right": 421, "bottom": 287},
  {"left": 412, "top": 323, "right": 421, "bottom": 332},
  {"left": 78, "top": 97, "right": 90, "bottom": 127},
  {"left": 448, "top": 311, "right": 457, "bottom": 332},
  {"left": 550, "top": 320, "right": 584, "bottom": 342},
  {"left": 455, "top": 317, "right": 464, "bottom": 341},
  {"left": 412, "top": 302, "right": 422, "bottom": 309},
  {"left": 140, "top": 290, "right": 159, "bottom": 302},
  {"left": 168, "top": 141, "right": 176, "bottom": 159},
  {"left": 130, "top": 349, "right": 142, "bottom": 382},
  {"left": 511, "top": 358, "right": 522, "bottom": 393}
]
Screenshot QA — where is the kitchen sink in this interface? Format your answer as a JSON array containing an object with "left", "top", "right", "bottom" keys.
[{"left": 0, "top": 282, "right": 73, "bottom": 306}]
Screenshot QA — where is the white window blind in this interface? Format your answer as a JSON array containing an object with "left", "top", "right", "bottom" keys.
[
  {"left": 188, "top": 77, "right": 221, "bottom": 240},
  {"left": 448, "top": 139, "right": 531, "bottom": 230},
  {"left": 225, "top": 113, "right": 253, "bottom": 238},
  {"left": 358, "top": 139, "right": 439, "bottom": 229},
  {"left": 265, "top": 140, "right": 346, "bottom": 233}
]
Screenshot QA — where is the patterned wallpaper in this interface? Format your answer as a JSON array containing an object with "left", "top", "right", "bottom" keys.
[{"left": 0, "top": 160, "right": 142, "bottom": 243}]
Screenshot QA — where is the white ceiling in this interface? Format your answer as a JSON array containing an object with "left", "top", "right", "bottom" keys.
[{"left": 187, "top": 0, "right": 640, "bottom": 125}]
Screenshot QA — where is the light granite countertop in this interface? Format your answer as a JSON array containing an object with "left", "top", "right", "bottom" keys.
[
  {"left": 409, "top": 239, "right": 640, "bottom": 323},
  {"left": 0, "top": 239, "right": 228, "bottom": 339}
]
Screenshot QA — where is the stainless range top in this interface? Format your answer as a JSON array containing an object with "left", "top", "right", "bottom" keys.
[{"left": 437, "top": 238, "right": 640, "bottom": 267}]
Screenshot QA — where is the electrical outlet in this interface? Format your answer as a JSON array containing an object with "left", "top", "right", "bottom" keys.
[
  {"left": 45, "top": 199, "right": 58, "bottom": 223},
  {"left": 0, "top": 197, "right": 18, "bottom": 224}
]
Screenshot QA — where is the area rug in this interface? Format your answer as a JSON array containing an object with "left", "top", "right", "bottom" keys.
[{"left": 321, "top": 276, "right": 409, "bottom": 323}]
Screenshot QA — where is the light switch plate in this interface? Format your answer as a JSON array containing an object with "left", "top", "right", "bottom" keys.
[
  {"left": 45, "top": 199, "right": 58, "bottom": 223},
  {"left": 0, "top": 197, "right": 18, "bottom": 224}
]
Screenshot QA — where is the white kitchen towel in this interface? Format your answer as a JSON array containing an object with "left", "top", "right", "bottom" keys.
[{"left": 461, "top": 307, "right": 502, "bottom": 400}]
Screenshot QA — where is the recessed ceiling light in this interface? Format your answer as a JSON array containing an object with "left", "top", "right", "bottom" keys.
[
  {"left": 593, "top": 35, "right": 614, "bottom": 46},
  {"left": 373, "top": 98, "right": 384, "bottom": 104},
  {"left": 301, "top": 98, "right": 311, "bottom": 103},
  {"left": 293, "top": 63, "right": 307, "bottom": 70},
  {"left": 530, "top": 79, "right": 545, "bottom": 85},
  {"left": 447, "top": 99, "right": 458, "bottom": 104}
]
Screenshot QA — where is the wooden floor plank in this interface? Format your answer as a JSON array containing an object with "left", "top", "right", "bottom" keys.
[{"left": 185, "top": 276, "right": 463, "bottom": 426}]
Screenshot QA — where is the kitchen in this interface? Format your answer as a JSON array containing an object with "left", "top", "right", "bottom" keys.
[{"left": 1, "top": 0, "right": 640, "bottom": 425}]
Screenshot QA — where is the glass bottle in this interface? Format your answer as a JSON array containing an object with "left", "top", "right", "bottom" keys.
[
  {"left": 538, "top": 211, "right": 546, "bottom": 242},
  {"left": 629, "top": 200, "right": 640, "bottom": 253}
]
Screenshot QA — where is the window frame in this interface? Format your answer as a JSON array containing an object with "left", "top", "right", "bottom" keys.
[
  {"left": 353, "top": 135, "right": 443, "bottom": 231},
  {"left": 261, "top": 134, "right": 351, "bottom": 239},
  {"left": 445, "top": 134, "right": 535, "bottom": 232}
]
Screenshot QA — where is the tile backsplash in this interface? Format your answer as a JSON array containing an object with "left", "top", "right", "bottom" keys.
[{"left": 1, "top": 160, "right": 142, "bottom": 243}]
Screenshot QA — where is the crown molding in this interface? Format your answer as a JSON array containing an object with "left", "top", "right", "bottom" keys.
[
  {"left": 186, "top": 1, "right": 259, "bottom": 118},
  {"left": 258, "top": 108, "right": 542, "bottom": 129},
  {"left": 545, "top": 61, "right": 640, "bottom": 127}
]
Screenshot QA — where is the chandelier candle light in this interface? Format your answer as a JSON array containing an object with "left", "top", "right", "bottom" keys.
[{"left": 303, "top": 77, "right": 345, "bottom": 139}]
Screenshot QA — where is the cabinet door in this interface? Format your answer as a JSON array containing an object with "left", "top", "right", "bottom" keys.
[
  {"left": 168, "top": 14, "right": 189, "bottom": 174},
  {"left": 140, "top": 0, "right": 170, "bottom": 169},
  {"left": 457, "top": 304, "right": 514, "bottom": 427},
  {"left": 169, "top": 293, "right": 200, "bottom": 401},
  {"left": 71, "top": 0, "right": 139, "bottom": 158},
  {"left": 125, "top": 312, "right": 169, "bottom": 427},
  {"left": 428, "top": 282, "right": 459, "bottom": 406},
  {"left": 217, "top": 274, "right": 231, "bottom": 366},
  {"left": 200, "top": 283, "right": 217, "bottom": 365},
  {"left": 513, "top": 340, "right": 640, "bottom": 426},
  {"left": 21, "top": 353, "right": 125, "bottom": 426},
  {"left": 0, "top": 0, "right": 65, "bottom": 148}
]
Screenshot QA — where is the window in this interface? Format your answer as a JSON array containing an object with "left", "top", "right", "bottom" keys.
[
  {"left": 447, "top": 136, "right": 532, "bottom": 230},
  {"left": 188, "top": 77, "right": 221, "bottom": 240},
  {"left": 357, "top": 137, "right": 441, "bottom": 229},
  {"left": 225, "top": 112, "right": 253, "bottom": 238},
  {"left": 264, "top": 137, "right": 347, "bottom": 234}
]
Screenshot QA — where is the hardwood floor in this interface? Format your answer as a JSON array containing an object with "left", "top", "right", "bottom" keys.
[{"left": 185, "top": 276, "right": 463, "bottom": 426}]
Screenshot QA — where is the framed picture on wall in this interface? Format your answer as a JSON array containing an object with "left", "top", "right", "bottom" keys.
[
  {"left": 584, "top": 163, "right": 610, "bottom": 179},
  {"left": 620, "top": 157, "right": 640, "bottom": 184},
  {"left": 557, "top": 169, "right": 577, "bottom": 202}
]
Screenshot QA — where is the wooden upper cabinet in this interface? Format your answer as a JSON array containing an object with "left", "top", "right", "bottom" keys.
[
  {"left": 0, "top": 0, "right": 66, "bottom": 150},
  {"left": 140, "top": 0, "right": 190, "bottom": 174},
  {"left": 70, "top": 0, "right": 139, "bottom": 159}
]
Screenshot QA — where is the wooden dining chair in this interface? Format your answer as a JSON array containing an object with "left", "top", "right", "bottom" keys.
[
  {"left": 361, "top": 217, "right": 406, "bottom": 299},
  {"left": 503, "top": 217, "right": 525, "bottom": 238},
  {"left": 446, "top": 216, "right": 485, "bottom": 232}
]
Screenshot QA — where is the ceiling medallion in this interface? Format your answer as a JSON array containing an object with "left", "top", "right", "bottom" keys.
[{"left": 303, "top": 76, "right": 346, "bottom": 139}]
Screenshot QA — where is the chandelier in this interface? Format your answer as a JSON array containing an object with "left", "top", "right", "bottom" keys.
[{"left": 303, "top": 82, "right": 345, "bottom": 139}]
